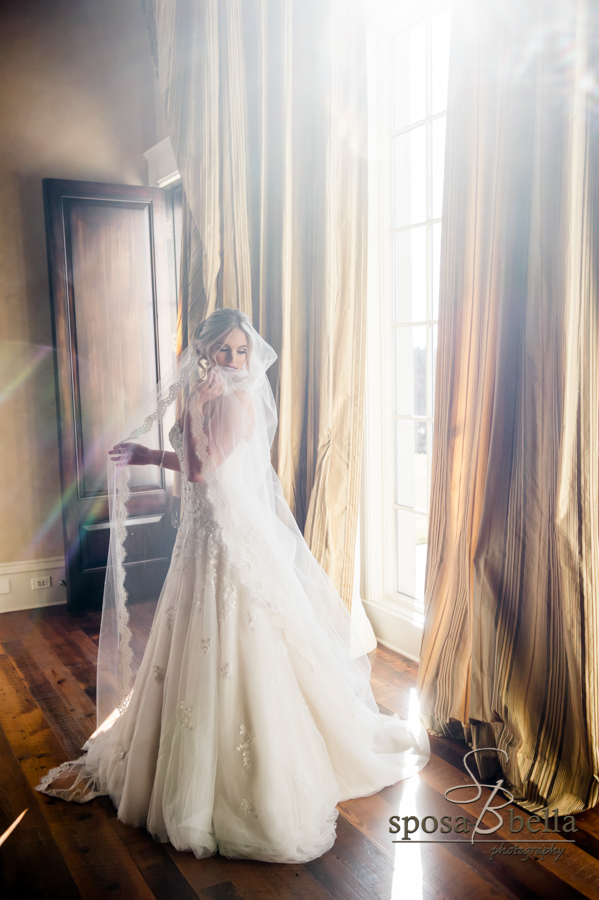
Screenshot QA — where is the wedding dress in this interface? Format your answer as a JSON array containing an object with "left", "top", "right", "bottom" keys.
[{"left": 36, "top": 319, "right": 430, "bottom": 863}]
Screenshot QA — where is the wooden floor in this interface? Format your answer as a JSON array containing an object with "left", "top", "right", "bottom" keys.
[{"left": 1, "top": 605, "right": 599, "bottom": 899}]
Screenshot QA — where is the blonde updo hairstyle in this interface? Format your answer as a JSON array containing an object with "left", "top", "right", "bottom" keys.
[{"left": 192, "top": 308, "right": 253, "bottom": 380}]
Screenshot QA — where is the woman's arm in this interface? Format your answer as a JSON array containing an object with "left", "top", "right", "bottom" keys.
[{"left": 108, "top": 443, "right": 181, "bottom": 471}]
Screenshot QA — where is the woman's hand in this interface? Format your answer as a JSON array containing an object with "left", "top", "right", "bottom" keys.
[
  {"left": 196, "top": 368, "right": 225, "bottom": 406},
  {"left": 108, "top": 442, "right": 156, "bottom": 466}
]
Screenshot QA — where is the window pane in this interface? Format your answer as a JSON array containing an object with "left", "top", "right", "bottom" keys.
[
  {"left": 393, "top": 126, "right": 426, "bottom": 227},
  {"left": 394, "top": 227, "right": 426, "bottom": 322},
  {"left": 395, "top": 326, "right": 427, "bottom": 416},
  {"left": 392, "top": 22, "right": 426, "bottom": 130},
  {"left": 396, "top": 420, "right": 429, "bottom": 511},
  {"left": 432, "top": 221, "right": 442, "bottom": 320},
  {"left": 396, "top": 508, "right": 427, "bottom": 601},
  {"left": 432, "top": 8, "right": 451, "bottom": 114},
  {"left": 431, "top": 116, "right": 446, "bottom": 219}
]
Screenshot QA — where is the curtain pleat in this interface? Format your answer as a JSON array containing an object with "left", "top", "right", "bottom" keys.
[
  {"left": 146, "top": 0, "right": 367, "bottom": 608},
  {"left": 419, "top": 0, "right": 599, "bottom": 813}
]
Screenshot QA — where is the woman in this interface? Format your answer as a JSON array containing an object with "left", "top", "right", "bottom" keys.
[{"left": 36, "top": 309, "right": 429, "bottom": 863}]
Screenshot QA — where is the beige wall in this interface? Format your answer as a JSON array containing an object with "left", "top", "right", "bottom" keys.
[{"left": 0, "top": 0, "right": 158, "bottom": 562}]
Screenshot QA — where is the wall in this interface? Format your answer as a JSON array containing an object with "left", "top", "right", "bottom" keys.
[{"left": 0, "top": 0, "right": 158, "bottom": 607}]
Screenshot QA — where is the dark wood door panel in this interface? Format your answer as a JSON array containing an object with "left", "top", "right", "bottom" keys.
[
  {"left": 65, "top": 198, "right": 161, "bottom": 497},
  {"left": 44, "top": 179, "right": 177, "bottom": 612}
]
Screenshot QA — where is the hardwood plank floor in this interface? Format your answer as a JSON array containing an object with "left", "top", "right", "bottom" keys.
[{"left": 0, "top": 605, "right": 597, "bottom": 899}]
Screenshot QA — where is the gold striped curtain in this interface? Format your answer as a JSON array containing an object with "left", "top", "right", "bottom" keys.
[
  {"left": 418, "top": 0, "right": 599, "bottom": 814},
  {"left": 144, "top": 0, "right": 367, "bottom": 608}
]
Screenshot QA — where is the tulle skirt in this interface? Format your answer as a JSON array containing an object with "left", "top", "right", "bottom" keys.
[{"left": 37, "top": 495, "right": 429, "bottom": 863}]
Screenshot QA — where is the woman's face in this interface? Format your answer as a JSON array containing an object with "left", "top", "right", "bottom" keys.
[{"left": 213, "top": 328, "right": 248, "bottom": 371}]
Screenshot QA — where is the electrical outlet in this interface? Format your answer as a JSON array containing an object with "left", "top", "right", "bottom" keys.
[
  {"left": 0, "top": 578, "right": 10, "bottom": 594},
  {"left": 31, "top": 575, "right": 52, "bottom": 590}
]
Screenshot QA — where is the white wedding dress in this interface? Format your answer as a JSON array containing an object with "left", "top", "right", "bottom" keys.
[{"left": 36, "top": 345, "right": 429, "bottom": 863}]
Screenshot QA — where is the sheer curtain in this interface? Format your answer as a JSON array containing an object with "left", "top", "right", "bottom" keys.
[
  {"left": 418, "top": 0, "right": 599, "bottom": 813},
  {"left": 144, "top": 0, "right": 368, "bottom": 609}
]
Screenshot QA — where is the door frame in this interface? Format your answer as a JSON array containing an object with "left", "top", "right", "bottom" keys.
[{"left": 44, "top": 178, "right": 176, "bottom": 612}]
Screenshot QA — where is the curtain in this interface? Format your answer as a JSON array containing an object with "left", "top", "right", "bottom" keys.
[
  {"left": 144, "top": 0, "right": 367, "bottom": 609},
  {"left": 418, "top": 0, "right": 599, "bottom": 813}
]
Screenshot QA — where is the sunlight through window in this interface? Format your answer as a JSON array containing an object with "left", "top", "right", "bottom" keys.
[
  {"left": 392, "top": 5, "right": 451, "bottom": 605},
  {"left": 391, "top": 773, "right": 424, "bottom": 899}
]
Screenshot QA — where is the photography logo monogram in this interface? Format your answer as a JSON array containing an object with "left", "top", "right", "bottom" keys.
[{"left": 389, "top": 748, "right": 576, "bottom": 861}]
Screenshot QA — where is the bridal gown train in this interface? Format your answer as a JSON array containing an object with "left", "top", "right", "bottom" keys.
[{"left": 36, "top": 419, "right": 430, "bottom": 863}]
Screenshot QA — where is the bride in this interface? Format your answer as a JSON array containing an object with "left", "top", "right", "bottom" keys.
[{"left": 36, "top": 308, "right": 430, "bottom": 863}]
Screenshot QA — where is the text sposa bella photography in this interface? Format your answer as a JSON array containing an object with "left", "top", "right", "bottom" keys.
[{"left": 389, "top": 748, "right": 577, "bottom": 862}]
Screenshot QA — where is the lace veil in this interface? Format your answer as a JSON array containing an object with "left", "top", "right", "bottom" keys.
[{"left": 95, "top": 310, "right": 372, "bottom": 735}]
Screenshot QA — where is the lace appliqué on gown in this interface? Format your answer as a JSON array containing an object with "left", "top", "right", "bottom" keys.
[
  {"left": 236, "top": 725, "right": 255, "bottom": 770},
  {"left": 240, "top": 797, "right": 258, "bottom": 818},
  {"left": 178, "top": 702, "right": 193, "bottom": 730}
]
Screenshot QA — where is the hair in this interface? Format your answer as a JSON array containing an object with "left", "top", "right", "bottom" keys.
[{"left": 192, "top": 308, "right": 253, "bottom": 379}]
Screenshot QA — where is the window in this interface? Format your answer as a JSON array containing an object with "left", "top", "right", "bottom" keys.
[
  {"left": 362, "top": 2, "right": 451, "bottom": 644},
  {"left": 392, "top": 7, "right": 450, "bottom": 603}
]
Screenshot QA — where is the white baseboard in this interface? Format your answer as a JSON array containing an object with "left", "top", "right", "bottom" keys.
[
  {"left": 0, "top": 557, "right": 67, "bottom": 614},
  {"left": 362, "top": 597, "right": 424, "bottom": 662}
]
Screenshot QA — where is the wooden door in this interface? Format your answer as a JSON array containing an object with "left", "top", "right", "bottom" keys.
[{"left": 44, "top": 179, "right": 179, "bottom": 613}]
